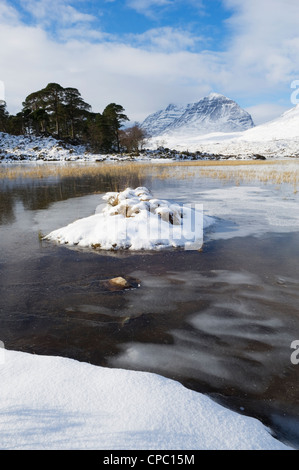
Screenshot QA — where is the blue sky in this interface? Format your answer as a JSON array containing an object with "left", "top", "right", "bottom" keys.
[
  {"left": 1, "top": 0, "right": 299, "bottom": 124},
  {"left": 8, "top": 0, "right": 229, "bottom": 49},
  {"left": 11, "top": 1, "right": 222, "bottom": 33}
]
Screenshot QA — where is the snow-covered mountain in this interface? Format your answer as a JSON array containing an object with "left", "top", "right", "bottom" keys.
[
  {"left": 237, "top": 103, "right": 299, "bottom": 141},
  {"left": 141, "top": 93, "right": 255, "bottom": 137},
  {"left": 147, "top": 103, "right": 299, "bottom": 158},
  {"left": 141, "top": 103, "right": 191, "bottom": 137}
]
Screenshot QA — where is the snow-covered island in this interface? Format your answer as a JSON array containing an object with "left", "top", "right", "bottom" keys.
[
  {"left": 0, "top": 349, "right": 291, "bottom": 450},
  {"left": 45, "top": 187, "right": 215, "bottom": 251}
]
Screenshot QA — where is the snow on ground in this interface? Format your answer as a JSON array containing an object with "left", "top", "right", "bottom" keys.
[
  {"left": 0, "top": 132, "right": 94, "bottom": 162},
  {"left": 0, "top": 131, "right": 197, "bottom": 162},
  {"left": 149, "top": 131, "right": 299, "bottom": 158},
  {"left": 45, "top": 187, "right": 215, "bottom": 251},
  {"left": 0, "top": 349, "right": 291, "bottom": 450}
]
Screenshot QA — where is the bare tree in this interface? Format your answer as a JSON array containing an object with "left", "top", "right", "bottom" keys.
[{"left": 119, "top": 123, "right": 148, "bottom": 153}]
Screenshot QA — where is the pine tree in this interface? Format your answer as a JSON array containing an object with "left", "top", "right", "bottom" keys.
[
  {"left": 10, "top": 85, "right": 131, "bottom": 153},
  {"left": 63, "top": 87, "right": 91, "bottom": 140},
  {"left": 22, "top": 90, "right": 48, "bottom": 134},
  {"left": 0, "top": 101, "right": 9, "bottom": 132},
  {"left": 102, "top": 103, "right": 129, "bottom": 152},
  {"left": 22, "top": 83, "right": 92, "bottom": 140},
  {"left": 42, "top": 83, "right": 65, "bottom": 137}
]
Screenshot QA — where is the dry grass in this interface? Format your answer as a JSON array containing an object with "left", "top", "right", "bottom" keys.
[
  {"left": 1, "top": 159, "right": 298, "bottom": 191},
  {"left": 0, "top": 162, "right": 146, "bottom": 180},
  {"left": 151, "top": 159, "right": 299, "bottom": 192}
]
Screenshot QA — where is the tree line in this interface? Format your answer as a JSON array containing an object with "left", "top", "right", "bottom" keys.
[{"left": 0, "top": 83, "right": 148, "bottom": 153}]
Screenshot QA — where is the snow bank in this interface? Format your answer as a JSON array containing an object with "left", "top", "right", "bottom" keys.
[
  {"left": 0, "top": 349, "right": 291, "bottom": 450},
  {"left": 45, "top": 187, "right": 215, "bottom": 251}
]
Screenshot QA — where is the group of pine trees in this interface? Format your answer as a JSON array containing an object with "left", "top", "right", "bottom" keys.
[{"left": 0, "top": 83, "right": 147, "bottom": 153}]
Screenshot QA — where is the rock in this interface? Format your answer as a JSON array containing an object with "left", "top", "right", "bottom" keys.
[
  {"left": 105, "top": 276, "right": 141, "bottom": 291},
  {"left": 254, "top": 154, "right": 267, "bottom": 160},
  {"left": 109, "top": 277, "right": 130, "bottom": 288}
]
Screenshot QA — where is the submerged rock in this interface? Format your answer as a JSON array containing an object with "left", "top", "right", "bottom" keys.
[
  {"left": 109, "top": 277, "right": 130, "bottom": 288},
  {"left": 105, "top": 276, "right": 141, "bottom": 291}
]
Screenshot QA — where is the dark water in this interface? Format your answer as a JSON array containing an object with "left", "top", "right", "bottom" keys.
[{"left": 0, "top": 167, "right": 299, "bottom": 449}]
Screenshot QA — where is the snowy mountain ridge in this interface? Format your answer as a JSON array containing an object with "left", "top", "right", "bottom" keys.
[
  {"left": 147, "top": 102, "right": 299, "bottom": 158},
  {"left": 141, "top": 93, "right": 255, "bottom": 137}
]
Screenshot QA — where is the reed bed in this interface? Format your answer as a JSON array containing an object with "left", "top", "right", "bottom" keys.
[
  {"left": 151, "top": 160, "right": 299, "bottom": 192},
  {"left": 0, "top": 162, "right": 146, "bottom": 181},
  {"left": 0, "top": 159, "right": 298, "bottom": 191}
]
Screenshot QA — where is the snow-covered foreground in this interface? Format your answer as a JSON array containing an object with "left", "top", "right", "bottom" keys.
[
  {"left": 0, "top": 349, "right": 291, "bottom": 450},
  {"left": 45, "top": 187, "right": 215, "bottom": 251}
]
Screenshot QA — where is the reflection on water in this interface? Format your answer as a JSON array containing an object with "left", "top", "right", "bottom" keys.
[
  {"left": 0, "top": 169, "right": 148, "bottom": 224},
  {"left": 0, "top": 167, "right": 299, "bottom": 448},
  {"left": 111, "top": 266, "right": 298, "bottom": 395}
]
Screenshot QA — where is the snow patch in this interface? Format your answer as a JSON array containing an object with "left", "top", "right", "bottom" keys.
[{"left": 0, "top": 349, "right": 291, "bottom": 450}]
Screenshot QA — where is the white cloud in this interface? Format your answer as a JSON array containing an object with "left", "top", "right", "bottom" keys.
[
  {"left": 0, "top": 1, "right": 20, "bottom": 24},
  {"left": 20, "top": 0, "right": 96, "bottom": 30},
  {"left": 126, "top": 0, "right": 173, "bottom": 17},
  {"left": 0, "top": 1, "right": 214, "bottom": 120},
  {"left": 223, "top": 0, "right": 299, "bottom": 88},
  {"left": 126, "top": 0, "right": 204, "bottom": 18},
  {"left": 128, "top": 27, "right": 204, "bottom": 53},
  {"left": 1, "top": 0, "right": 299, "bottom": 124},
  {"left": 0, "top": 23, "right": 212, "bottom": 121},
  {"left": 245, "top": 104, "right": 291, "bottom": 126}
]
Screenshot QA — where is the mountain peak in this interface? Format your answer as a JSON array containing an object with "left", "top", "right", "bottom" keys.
[
  {"left": 207, "top": 92, "right": 227, "bottom": 100},
  {"left": 165, "top": 103, "right": 180, "bottom": 111},
  {"left": 141, "top": 94, "right": 254, "bottom": 137}
]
